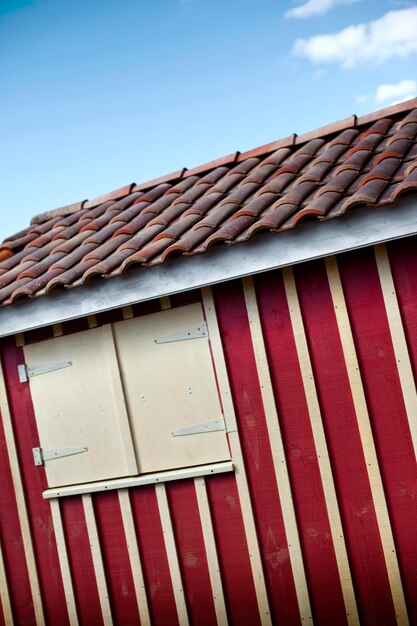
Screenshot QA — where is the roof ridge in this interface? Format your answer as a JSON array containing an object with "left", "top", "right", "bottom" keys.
[{"left": 28, "top": 97, "right": 417, "bottom": 228}]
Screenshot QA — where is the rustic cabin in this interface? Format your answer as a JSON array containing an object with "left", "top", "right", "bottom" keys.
[{"left": 1, "top": 98, "right": 417, "bottom": 626}]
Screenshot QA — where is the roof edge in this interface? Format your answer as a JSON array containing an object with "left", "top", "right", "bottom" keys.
[{"left": 2, "top": 195, "right": 417, "bottom": 338}]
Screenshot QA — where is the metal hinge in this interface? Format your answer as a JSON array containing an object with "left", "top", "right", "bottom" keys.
[
  {"left": 155, "top": 323, "right": 208, "bottom": 344},
  {"left": 172, "top": 418, "right": 225, "bottom": 437},
  {"left": 32, "top": 446, "right": 88, "bottom": 466},
  {"left": 18, "top": 360, "right": 72, "bottom": 383}
]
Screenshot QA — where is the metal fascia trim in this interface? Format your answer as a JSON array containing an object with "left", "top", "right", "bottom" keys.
[{"left": 0, "top": 197, "right": 416, "bottom": 338}]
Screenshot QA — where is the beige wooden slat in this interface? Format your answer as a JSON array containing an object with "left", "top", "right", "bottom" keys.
[
  {"left": 87, "top": 315, "right": 98, "bottom": 329},
  {"left": 0, "top": 538, "right": 13, "bottom": 626},
  {"left": 160, "top": 296, "right": 171, "bottom": 310},
  {"left": 194, "top": 477, "right": 228, "bottom": 626},
  {"left": 81, "top": 494, "right": 113, "bottom": 626},
  {"left": 118, "top": 489, "right": 151, "bottom": 626},
  {"left": 122, "top": 306, "right": 134, "bottom": 320},
  {"left": 0, "top": 359, "right": 45, "bottom": 626},
  {"left": 242, "top": 277, "right": 312, "bottom": 624},
  {"left": 201, "top": 290, "right": 237, "bottom": 433},
  {"left": 155, "top": 483, "right": 190, "bottom": 626},
  {"left": 282, "top": 267, "right": 359, "bottom": 626},
  {"left": 52, "top": 323, "right": 63, "bottom": 337},
  {"left": 325, "top": 255, "right": 409, "bottom": 626},
  {"left": 50, "top": 499, "right": 79, "bottom": 626},
  {"left": 374, "top": 244, "right": 417, "bottom": 462},
  {"left": 15, "top": 333, "right": 25, "bottom": 347},
  {"left": 202, "top": 287, "right": 272, "bottom": 626}
]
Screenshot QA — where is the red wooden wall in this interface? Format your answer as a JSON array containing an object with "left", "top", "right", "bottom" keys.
[{"left": 1, "top": 240, "right": 416, "bottom": 626}]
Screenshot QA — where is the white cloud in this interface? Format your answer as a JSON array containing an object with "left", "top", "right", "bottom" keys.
[
  {"left": 375, "top": 79, "right": 417, "bottom": 103},
  {"left": 286, "top": 0, "right": 360, "bottom": 19},
  {"left": 292, "top": 7, "right": 417, "bottom": 68}
]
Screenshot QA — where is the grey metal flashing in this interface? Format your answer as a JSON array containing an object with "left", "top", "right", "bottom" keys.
[{"left": 0, "top": 197, "right": 416, "bottom": 338}]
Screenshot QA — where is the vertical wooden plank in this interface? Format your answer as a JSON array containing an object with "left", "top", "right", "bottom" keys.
[
  {"left": 325, "top": 256, "right": 409, "bottom": 626},
  {"left": 211, "top": 281, "right": 300, "bottom": 625},
  {"left": 52, "top": 323, "right": 64, "bottom": 337},
  {"left": 295, "top": 259, "right": 398, "bottom": 625},
  {"left": 194, "top": 477, "right": 228, "bottom": 626},
  {"left": 205, "top": 474, "right": 262, "bottom": 626},
  {"left": 94, "top": 491, "right": 142, "bottom": 626},
  {"left": 155, "top": 484, "right": 189, "bottom": 626},
  {"left": 160, "top": 296, "right": 171, "bottom": 310},
  {"left": 122, "top": 306, "right": 134, "bottom": 320},
  {"left": 130, "top": 484, "right": 179, "bottom": 626},
  {"left": 338, "top": 246, "right": 417, "bottom": 624},
  {"left": 0, "top": 358, "right": 45, "bottom": 626},
  {"left": 256, "top": 269, "right": 350, "bottom": 625},
  {"left": 167, "top": 480, "right": 218, "bottom": 626},
  {"left": 282, "top": 267, "right": 359, "bottom": 625},
  {"left": 242, "top": 277, "right": 312, "bottom": 624},
  {"left": 82, "top": 494, "right": 113, "bottom": 626},
  {"left": 60, "top": 496, "right": 104, "bottom": 626},
  {"left": 0, "top": 540, "right": 13, "bottom": 626},
  {"left": 202, "top": 287, "right": 272, "bottom": 626},
  {"left": 201, "top": 288, "right": 237, "bottom": 432},
  {"left": 87, "top": 315, "right": 98, "bottom": 328},
  {"left": 118, "top": 489, "right": 151, "bottom": 626},
  {"left": 49, "top": 500, "right": 79, "bottom": 626},
  {"left": 14, "top": 333, "right": 25, "bottom": 347},
  {"left": 374, "top": 244, "right": 417, "bottom": 461},
  {"left": 0, "top": 386, "right": 35, "bottom": 626}
]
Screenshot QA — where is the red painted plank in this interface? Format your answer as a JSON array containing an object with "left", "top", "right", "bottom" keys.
[
  {"left": 294, "top": 259, "right": 397, "bottom": 626},
  {"left": 93, "top": 491, "right": 141, "bottom": 626},
  {"left": 60, "top": 496, "right": 103, "bottom": 626},
  {"left": 0, "top": 388, "right": 35, "bottom": 626},
  {"left": 130, "top": 485, "right": 179, "bottom": 626},
  {"left": 255, "top": 270, "right": 348, "bottom": 626},
  {"left": 205, "top": 474, "right": 261, "bottom": 626},
  {"left": 1, "top": 339, "right": 69, "bottom": 626},
  {"left": 166, "top": 479, "right": 217, "bottom": 626},
  {"left": 340, "top": 244, "right": 417, "bottom": 623},
  {"left": 213, "top": 280, "right": 301, "bottom": 626}
]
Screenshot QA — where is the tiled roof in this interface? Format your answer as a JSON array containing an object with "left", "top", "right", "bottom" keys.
[{"left": 1, "top": 99, "right": 417, "bottom": 307}]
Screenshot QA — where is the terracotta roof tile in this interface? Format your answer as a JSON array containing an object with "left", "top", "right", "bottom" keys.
[
  {"left": 83, "top": 184, "right": 135, "bottom": 210},
  {"left": 0, "top": 250, "right": 14, "bottom": 263},
  {"left": 132, "top": 169, "right": 186, "bottom": 192},
  {"left": 30, "top": 201, "right": 86, "bottom": 226},
  {"left": 49, "top": 242, "right": 98, "bottom": 273},
  {"left": 2, "top": 98, "right": 417, "bottom": 305},
  {"left": 391, "top": 167, "right": 417, "bottom": 201},
  {"left": 404, "top": 160, "right": 417, "bottom": 176},
  {"left": 0, "top": 247, "right": 39, "bottom": 273},
  {"left": 162, "top": 226, "right": 215, "bottom": 257},
  {"left": 0, "top": 261, "right": 35, "bottom": 287}
]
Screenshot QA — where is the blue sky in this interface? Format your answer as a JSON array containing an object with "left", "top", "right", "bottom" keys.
[{"left": 1, "top": 0, "right": 416, "bottom": 243}]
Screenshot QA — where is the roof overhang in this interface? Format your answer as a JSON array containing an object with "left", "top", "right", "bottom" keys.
[{"left": 1, "top": 195, "right": 416, "bottom": 338}]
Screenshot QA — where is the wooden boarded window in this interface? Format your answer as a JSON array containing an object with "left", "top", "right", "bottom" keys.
[
  {"left": 23, "top": 303, "right": 231, "bottom": 489},
  {"left": 113, "top": 303, "right": 230, "bottom": 474},
  {"left": 23, "top": 325, "right": 138, "bottom": 488}
]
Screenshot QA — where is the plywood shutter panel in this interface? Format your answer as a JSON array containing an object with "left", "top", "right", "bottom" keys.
[
  {"left": 23, "top": 325, "right": 138, "bottom": 488},
  {"left": 113, "top": 303, "right": 230, "bottom": 474}
]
